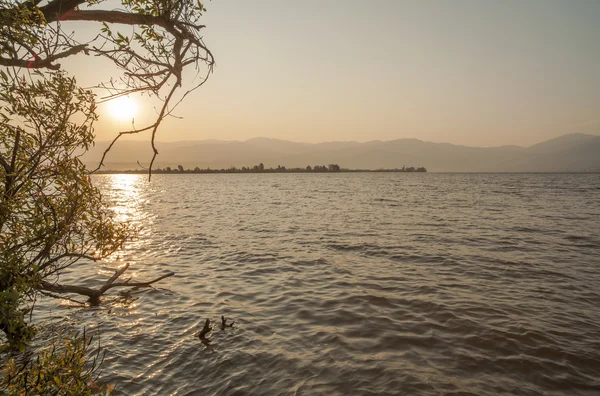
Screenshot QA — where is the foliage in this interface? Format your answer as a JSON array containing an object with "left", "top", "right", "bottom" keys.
[
  {"left": 1, "top": 330, "right": 113, "bottom": 395},
  {"left": 0, "top": 69, "right": 131, "bottom": 350},
  {"left": 0, "top": 0, "right": 213, "bottom": 391},
  {"left": 1, "top": 0, "right": 213, "bottom": 347},
  {"left": 0, "top": 0, "right": 214, "bottom": 171}
]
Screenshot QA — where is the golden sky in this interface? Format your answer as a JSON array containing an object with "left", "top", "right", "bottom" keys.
[{"left": 66, "top": 0, "right": 600, "bottom": 147}]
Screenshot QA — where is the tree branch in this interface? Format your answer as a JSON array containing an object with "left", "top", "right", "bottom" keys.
[
  {"left": 39, "top": 290, "right": 87, "bottom": 305},
  {"left": 0, "top": 153, "right": 11, "bottom": 173},
  {"left": 54, "top": 10, "right": 173, "bottom": 30},
  {"left": 0, "top": 44, "right": 87, "bottom": 70},
  {"left": 40, "top": 264, "right": 174, "bottom": 304},
  {"left": 88, "top": 122, "right": 158, "bottom": 173},
  {"left": 103, "top": 262, "right": 130, "bottom": 287},
  {"left": 198, "top": 319, "right": 211, "bottom": 339},
  {"left": 38, "top": 0, "right": 87, "bottom": 22},
  {"left": 102, "top": 272, "right": 174, "bottom": 292}
]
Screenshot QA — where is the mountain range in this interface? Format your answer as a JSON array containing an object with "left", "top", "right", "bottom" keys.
[{"left": 82, "top": 133, "right": 600, "bottom": 172}]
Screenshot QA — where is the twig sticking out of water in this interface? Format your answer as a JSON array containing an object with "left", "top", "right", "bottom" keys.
[
  {"left": 220, "top": 315, "right": 235, "bottom": 330},
  {"left": 198, "top": 318, "right": 212, "bottom": 345}
]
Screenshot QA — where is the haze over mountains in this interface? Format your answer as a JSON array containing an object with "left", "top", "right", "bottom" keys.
[{"left": 83, "top": 133, "right": 600, "bottom": 172}]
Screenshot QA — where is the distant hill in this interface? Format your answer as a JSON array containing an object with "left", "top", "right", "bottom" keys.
[{"left": 83, "top": 133, "right": 600, "bottom": 172}]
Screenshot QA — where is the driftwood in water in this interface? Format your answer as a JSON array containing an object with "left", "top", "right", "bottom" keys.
[
  {"left": 40, "top": 263, "right": 174, "bottom": 305},
  {"left": 198, "top": 318, "right": 212, "bottom": 345},
  {"left": 220, "top": 315, "right": 235, "bottom": 330},
  {"left": 197, "top": 316, "right": 234, "bottom": 347}
]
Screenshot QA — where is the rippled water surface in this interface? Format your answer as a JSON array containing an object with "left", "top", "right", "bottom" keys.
[{"left": 40, "top": 173, "right": 600, "bottom": 395}]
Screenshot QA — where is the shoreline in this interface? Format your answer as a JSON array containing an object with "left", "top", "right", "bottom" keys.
[{"left": 93, "top": 168, "right": 428, "bottom": 174}]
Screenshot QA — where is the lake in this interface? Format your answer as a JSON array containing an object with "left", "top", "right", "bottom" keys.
[{"left": 37, "top": 173, "right": 600, "bottom": 395}]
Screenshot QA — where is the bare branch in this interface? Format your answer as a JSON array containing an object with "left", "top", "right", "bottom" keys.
[
  {"left": 102, "top": 272, "right": 174, "bottom": 292},
  {"left": 38, "top": 290, "right": 87, "bottom": 305},
  {"left": 88, "top": 122, "right": 158, "bottom": 173},
  {"left": 220, "top": 315, "right": 235, "bottom": 330},
  {"left": 40, "top": 265, "right": 174, "bottom": 304},
  {"left": 103, "top": 262, "right": 130, "bottom": 287},
  {"left": 0, "top": 153, "right": 11, "bottom": 172},
  {"left": 198, "top": 319, "right": 211, "bottom": 339}
]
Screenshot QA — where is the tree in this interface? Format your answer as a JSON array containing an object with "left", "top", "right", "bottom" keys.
[
  {"left": 0, "top": 69, "right": 130, "bottom": 349},
  {"left": 1, "top": 0, "right": 213, "bottom": 353},
  {"left": 1, "top": 0, "right": 214, "bottom": 175}
]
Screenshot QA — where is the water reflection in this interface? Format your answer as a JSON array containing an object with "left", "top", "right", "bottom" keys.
[
  {"left": 101, "top": 174, "right": 153, "bottom": 265},
  {"left": 107, "top": 174, "right": 143, "bottom": 223}
]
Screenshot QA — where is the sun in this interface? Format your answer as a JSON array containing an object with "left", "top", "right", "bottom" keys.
[{"left": 107, "top": 96, "right": 138, "bottom": 121}]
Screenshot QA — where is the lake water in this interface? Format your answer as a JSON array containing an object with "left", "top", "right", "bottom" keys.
[{"left": 38, "top": 173, "right": 600, "bottom": 395}]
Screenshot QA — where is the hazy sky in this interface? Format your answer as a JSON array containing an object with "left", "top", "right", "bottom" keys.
[{"left": 82, "top": 0, "right": 600, "bottom": 146}]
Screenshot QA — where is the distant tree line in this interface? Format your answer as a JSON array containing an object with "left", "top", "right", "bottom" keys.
[
  {"left": 155, "top": 163, "right": 343, "bottom": 173},
  {"left": 98, "top": 164, "right": 427, "bottom": 174}
]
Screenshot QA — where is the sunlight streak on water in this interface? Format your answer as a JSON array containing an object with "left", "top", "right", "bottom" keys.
[
  {"left": 107, "top": 174, "right": 143, "bottom": 223},
  {"left": 102, "top": 174, "right": 158, "bottom": 266}
]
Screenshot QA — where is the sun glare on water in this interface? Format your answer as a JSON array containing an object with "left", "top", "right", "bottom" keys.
[{"left": 107, "top": 96, "right": 138, "bottom": 121}]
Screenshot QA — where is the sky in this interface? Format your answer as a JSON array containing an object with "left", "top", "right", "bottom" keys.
[{"left": 73, "top": 0, "right": 600, "bottom": 147}]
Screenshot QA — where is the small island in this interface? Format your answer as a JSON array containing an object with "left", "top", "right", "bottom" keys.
[{"left": 96, "top": 164, "right": 428, "bottom": 174}]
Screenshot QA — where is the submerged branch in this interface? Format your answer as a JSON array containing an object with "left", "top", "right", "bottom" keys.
[
  {"left": 197, "top": 318, "right": 212, "bottom": 346},
  {"left": 38, "top": 290, "right": 87, "bottom": 306},
  {"left": 40, "top": 263, "right": 174, "bottom": 304}
]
